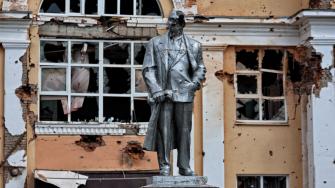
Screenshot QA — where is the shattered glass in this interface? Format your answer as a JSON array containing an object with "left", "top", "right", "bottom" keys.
[
  {"left": 236, "top": 49, "right": 259, "bottom": 70},
  {"left": 71, "top": 96, "right": 98, "bottom": 121},
  {"left": 41, "top": 68, "right": 66, "bottom": 91},
  {"left": 262, "top": 72, "right": 283, "bottom": 96},
  {"left": 40, "top": 0, "right": 65, "bottom": 13},
  {"left": 134, "top": 43, "right": 147, "bottom": 65},
  {"left": 103, "top": 68, "right": 130, "bottom": 94},
  {"left": 40, "top": 41, "right": 67, "bottom": 63},
  {"left": 121, "top": 0, "right": 134, "bottom": 14},
  {"left": 136, "top": 0, "right": 161, "bottom": 15},
  {"left": 134, "top": 98, "right": 151, "bottom": 122},
  {"left": 263, "top": 100, "right": 285, "bottom": 120},
  {"left": 135, "top": 69, "right": 147, "bottom": 93},
  {"left": 237, "top": 176, "right": 261, "bottom": 188},
  {"left": 71, "top": 67, "right": 98, "bottom": 93},
  {"left": 71, "top": 42, "right": 99, "bottom": 64},
  {"left": 40, "top": 96, "right": 67, "bottom": 121},
  {"left": 104, "top": 43, "right": 130, "bottom": 64},
  {"left": 105, "top": 0, "right": 117, "bottom": 14},
  {"left": 263, "top": 176, "right": 287, "bottom": 188},
  {"left": 237, "top": 75, "right": 257, "bottom": 94},
  {"left": 262, "top": 49, "right": 283, "bottom": 70},
  {"left": 85, "top": 0, "right": 98, "bottom": 14},
  {"left": 70, "top": 0, "right": 80, "bottom": 13},
  {"left": 103, "top": 97, "right": 131, "bottom": 122},
  {"left": 236, "top": 99, "right": 259, "bottom": 120}
]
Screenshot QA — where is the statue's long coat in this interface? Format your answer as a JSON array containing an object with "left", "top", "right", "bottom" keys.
[{"left": 142, "top": 33, "right": 206, "bottom": 151}]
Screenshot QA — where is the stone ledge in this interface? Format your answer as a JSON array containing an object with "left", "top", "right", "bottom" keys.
[{"left": 142, "top": 176, "right": 219, "bottom": 188}]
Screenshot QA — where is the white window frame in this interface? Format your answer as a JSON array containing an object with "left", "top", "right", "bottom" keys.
[
  {"left": 237, "top": 175, "right": 289, "bottom": 188},
  {"left": 234, "top": 48, "right": 288, "bottom": 125},
  {"left": 38, "top": 0, "right": 163, "bottom": 18},
  {"left": 37, "top": 38, "right": 149, "bottom": 135}
]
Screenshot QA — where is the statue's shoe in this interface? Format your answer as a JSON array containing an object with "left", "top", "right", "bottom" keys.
[
  {"left": 179, "top": 168, "right": 195, "bottom": 176},
  {"left": 160, "top": 165, "right": 170, "bottom": 176}
]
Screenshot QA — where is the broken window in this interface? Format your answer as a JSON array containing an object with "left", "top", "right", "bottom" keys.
[
  {"left": 39, "top": 0, "right": 161, "bottom": 16},
  {"left": 39, "top": 40, "right": 149, "bottom": 123},
  {"left": 40, "top": 0, "right": 65, "bottom": 13},
  {"left": 237, "top": 175, "right": 287, "bottom": 188},
  {"left": 235, "top": 48, "right": 287, "bottom": 122}
]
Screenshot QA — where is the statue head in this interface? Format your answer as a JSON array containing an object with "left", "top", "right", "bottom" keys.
[{"left": 167, "top": 10, "right": 185, "bottom": 38}]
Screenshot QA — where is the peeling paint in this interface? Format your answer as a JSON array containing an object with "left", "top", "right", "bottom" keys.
[
  {"left": 2, "top": 0, "right": 28, "bottom": 11},
  {"left": 7, "top": 150, "right": 26, "bottom": 167},
  {"left": 121, "top": 141, "right": 145, "bottom": 167},
  {"left": 309, "top": 0, "right": 332, "bottom": 8},
  {"left": 5, "top": 169, "right": 27, "bottom": 188},
  {"left": 35, "top": 170, "right": 88, "bottom": 188}
]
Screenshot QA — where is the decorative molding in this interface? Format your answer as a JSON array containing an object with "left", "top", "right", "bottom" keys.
[{"left": 35, "top": 123, "right": 126, "bottom": 135}]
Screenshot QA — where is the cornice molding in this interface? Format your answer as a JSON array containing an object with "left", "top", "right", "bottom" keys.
[{"left": 35, "top": 123, "right": 126, "bottom": 135}]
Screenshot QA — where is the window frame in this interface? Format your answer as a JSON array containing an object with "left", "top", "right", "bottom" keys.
[
  {"left": 237, "top": 175, "right": 289, "bottom": 188},
  {"left": 38, "top": 38, "right": 149, "bottom": 127},
  {"left": 38, "top": 0, "right": 163, "bottom": 18},
  {"left": 234, "top": 48, "right": 288, "bottom": 125}
]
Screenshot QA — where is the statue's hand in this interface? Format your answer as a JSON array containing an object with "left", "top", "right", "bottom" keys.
[
  {"left": 184, "top": 81, "right": 200, "bottom": 92},
  {"left": 152, "top": 91, "right": 165, "bottom": 103}
]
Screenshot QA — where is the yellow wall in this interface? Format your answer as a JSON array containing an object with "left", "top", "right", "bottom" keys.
[
  {"left": 0, "top": 45, "right": 4, "bottom": 188},
  {"left": 197, "top": 0, "right": 309, "bottom": 17},
  {"left": 223, "top": 47, "right": 303, "bottom": 188},
  {"left": 36, "top": 136, "right": 159, "bottom": 171}
]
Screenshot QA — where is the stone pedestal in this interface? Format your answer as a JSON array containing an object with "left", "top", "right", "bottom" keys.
[{"left": 141, "top": 176, "right": 219, "bottom": 188}]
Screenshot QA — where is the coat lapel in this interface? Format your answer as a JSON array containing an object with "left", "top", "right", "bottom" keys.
[
  {"left": 168, "top": 35, "right": 187, "bottom": 70},
  {"left": 158, "top": 33, "right": 169, "bottom": 70}
]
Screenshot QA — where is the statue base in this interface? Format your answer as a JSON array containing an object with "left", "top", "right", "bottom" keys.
[{"left": 141, "top": 176, "right": 219, "bottom": 188}]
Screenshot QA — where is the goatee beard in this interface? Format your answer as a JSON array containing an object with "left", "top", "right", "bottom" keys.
[{"left": 169, "top": 28, "right": 183, "bottom": 39}]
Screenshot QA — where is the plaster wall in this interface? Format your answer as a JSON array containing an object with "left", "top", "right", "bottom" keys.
[
  {"left": 197, "top": 0, "right": 309, "bottom": 17},
  {"left": 36, "top": 135, "right": 159, "bottom": 171},
  {"left": 223, "top": 47, "right": 303, "bottom": 188},
  {"left": 0, "top": 45, "right": 4, "bottom": 188}
]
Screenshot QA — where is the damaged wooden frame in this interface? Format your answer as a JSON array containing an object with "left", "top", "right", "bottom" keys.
[{"left": 234, "top": 48, "right": 288, "bottom": 124}]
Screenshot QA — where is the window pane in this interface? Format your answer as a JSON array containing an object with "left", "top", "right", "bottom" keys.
[
  {"left": 237, "top": 75, "right": 257, "bottom": 94},
  {"left": 104, "top": 42, "right": 130, "bottom": 64},
  {"left": 104, "top": 97, "right": 131, "bottom": 122},
  {"left": 236, "top": 49, "right": 259, "bottom": 70},
  {"left": 136, "top": 0, "right": 161, "bottom": 16},
  {"left": 71, "top": 42, "right": 99, "bottom": 64},
  {"left": 103, "top": 68, "right": 130, "bottom": 94},
  {"left": 135, "top": 69, "right": 147, "bottom": 93},
  {"left": 263, "top": 100, "right": 285, "bottom": 120},
  {"left": 41, "top": 68, "right": 66, "bottom": 91},
  {"left": 263, "top": 176, "right": 287, "bottom": 188},
  {"left": 262, "top": 50, "right": 283, "bottom": 70},
  {"left": 71, "top": 67, "right": 98, "bottom": 93},
  {"left": 237, "top": 99, "right": 259, "bottom": 120},
  {"left": 262, "top": 72, "right": 283, "bottom": 96},
  {"left": 71, "top": 96, "right": 98, "bottom": 122},
  {"left": 120, "top": 0, "right": 133, "bottom": 14},
  {"left": 85, "top": 0, "right": 98, "bottom": 14},
  {"left": 40, "top": 0, "right": 65, "bottom": 13},
  {"left": 70, "top": 0, "right": 81, "bottom": 13},
  {"left": 237, "top": 176, "right": 260, "bottom": 188},
  {"left": 40, "top": 41, "right": 67, "bottom": 63},
  {"left": 105, "top": 0, "right": 117, "bottom": 14},
  {"left": 134, "top": 43, "right": 147, "bottom": 65},
  {"left": 40, "top": 96, "right": 67, "bottom": 121},
  {"left": 134, "top": 98, "right": 151, "bottom": 122}
]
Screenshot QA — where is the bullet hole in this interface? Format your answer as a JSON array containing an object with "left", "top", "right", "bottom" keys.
[
  {"left": 147, "top": 159, "right": 151, "bottom": 162},
  {"left": 9, "top": 167, "right": 21, "bottom": 177},
  {"left": 333, "top": 159, "right": 335, "bottom": 164},
  {"left": 117, "top": 140, "right": 122, "bottom": 144},
  {"left": 212, "top": 37, "right": 216, "bottom": 41},
  {"left": 75, "top": 135, "right": 105, "bottom": 152},
  {"left": 30, "top": 63, "right": 35, "bottom": 68},
  {"left": 121, "top": 141, "right": 145, "bottom": 166},
  {"left": 218, "top": 24, "right": 222, "bottom": 27},
  {"left": 253, "top": 138, "right": 256, "bottom": 141},
  {"left": 80, "top": 156, "right": 84, "bottom": 159},
  {"left": 15, "top": 60, "right": 19, "bottom": 64},
  {"left": 298, "top": 128, "right": 302, "bottom": 131},
  {"left": 202, "top": 151, "right": 205, "bottom": 156},
  {"left": 269, "top": 28, "right": 274, "bottom": 32},
  {"left": 232, "top": 30, "right": 236, "bottom": 33},
  {"left": 269, "top": 150, "right": 273, "bottom": 156},
  {"left": 234, "top": 147, "right": 237, "bottom": 150},
  {"left": 323, "top": 181, "right": 327, "bottom": 184},
  {"left": 237, "top": 133, "right": 242, "bottom": 136},
  {"left": 291, "top": 171, "right": 295, "bottom": 174},
  {"left": 284, "top": 161, "right": 287, "bottom": 164}
]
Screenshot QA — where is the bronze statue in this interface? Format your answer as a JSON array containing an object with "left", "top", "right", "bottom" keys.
[{"left": 142, "top": 10, "right": 206, "bottom": 176}]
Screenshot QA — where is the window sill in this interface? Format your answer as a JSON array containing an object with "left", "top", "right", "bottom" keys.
[
  {"left": 35, "top": 122, "right": 148, "bottom": 135},
  {"left": 235, "top": 120, "right": 289, "bottom": 126}
]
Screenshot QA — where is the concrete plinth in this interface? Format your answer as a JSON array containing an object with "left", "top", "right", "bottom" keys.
[{"left": 141, "top": 176, "right": 219, "bottom": 188}]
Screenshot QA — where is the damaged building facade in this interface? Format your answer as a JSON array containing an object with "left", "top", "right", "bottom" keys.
[{"left": 0, "top": 0, "right": 335, "bottom": 187}]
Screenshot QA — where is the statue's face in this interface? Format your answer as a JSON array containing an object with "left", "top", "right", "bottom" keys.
[{"left": 167, "top": 11, "right": 184, "bottom": 36}]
